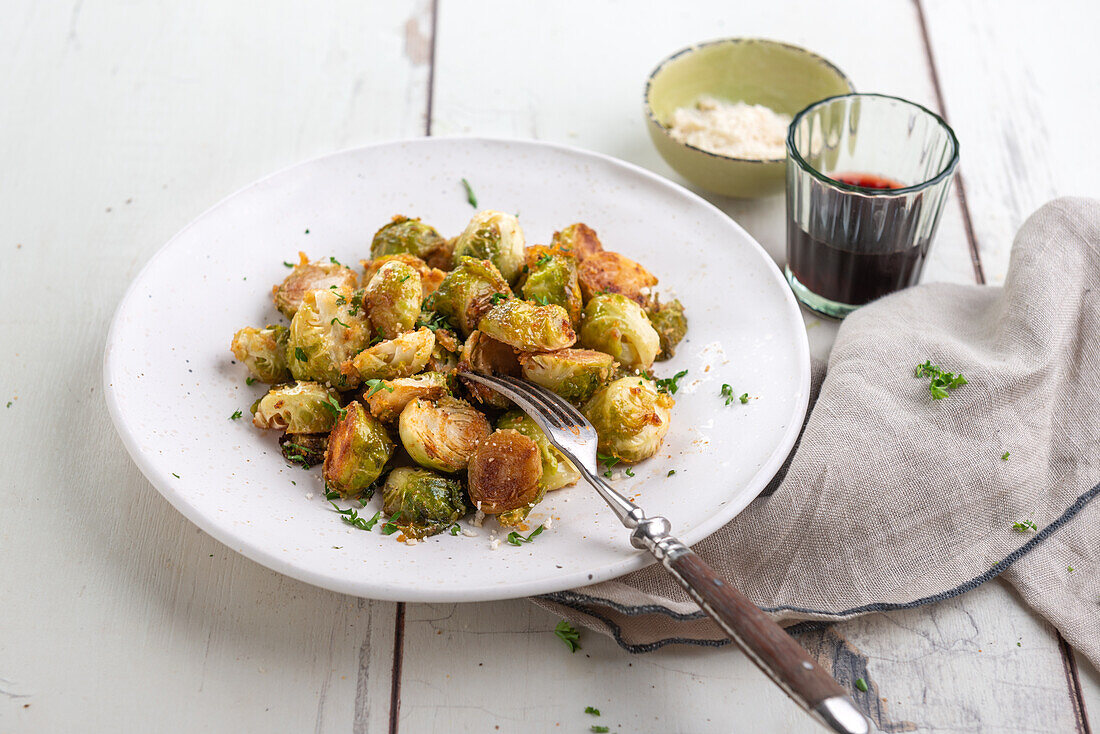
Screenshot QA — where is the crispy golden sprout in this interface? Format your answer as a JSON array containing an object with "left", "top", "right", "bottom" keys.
[
  {"left": 273, "top": 252, "right": 358, "bottom": 318},
  {"left": 252, "top": 381, "right": 340, "bottom": 433},
  {"left": 342, "top": 327, "right": 435, "bottom": 382},
  {"left": 577, "top": 251, "right": 658, "bottom": 304},
  {"left": 467, "top": 429, "right": 544, "bottom": 517},
  {"left": 370, "top": 215, "right": 451, "bottom": 270},
  {"left": 548, "top": 223, "right": 604, "bottom": 261},
  {"left": 457, "top": 330, "right": 521, "bottom": 409},
  {"left": 364, "top": 371, "right": 449, "bottom": 422},
  {"left": 365, "top": 261, "right": 421, "bottom": 339},
  {"left": 477, "top": 299, "right": 576, "bottom": 352},
  {"left": 361, "top": 253, "right": 447, "bottom": 300},
  {"left": 583, "top": 377, "right": 674, "bottom": 463},
  {"left": 231, "top": 324, "right": 290, "bottom": 384},
  {"left": 398, "top": 396, "right": 491, "bottom": 473},
  {"left": 518, "top": 348, "right": 616, "bottom": 403},
  {"left": 322, "top": 401, "right": 396, "bottom": 498}
]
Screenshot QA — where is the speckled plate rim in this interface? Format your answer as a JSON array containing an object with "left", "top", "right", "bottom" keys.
[{"left": 102, "top": 136, "right": 810, "bottom": 602}]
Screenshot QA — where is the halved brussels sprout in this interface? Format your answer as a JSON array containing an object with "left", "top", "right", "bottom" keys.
[
  {"left": 279, "top": 432, "right": 328, "bottom": 467},
  {"left": 398, "top": 396, "right": 491, "bottom": 473},
  {"left": 252, "top": 381, "right": 340, "bottom": 433},
  {"left": 364, "top": 371, "right": 449, "bottom": 422},
  {"left": 370, "top": 215, "right": 450, "bottom": 269},
  {"left": 381, "top": 467, "right": 467, "bottom": 539},
  {"left": 231, "top": 324, "right": 290, "bottom": 384},
  {"left": 548, "top": 223, "right": 603, "bottom": 261},
  {"left": 517, "top": 348, "right": 616, "bottom": 403},
  {"left": 362, "top": 253, "right": 447, "bottom": 299},
  {"left": 272, "top": 253, "right": 359, "bottom": 318},
  {"left": 425, "top": 256, "right": 512, "bottom": 336},
  {"left": 497, "top": 411, "right": 580, "bottom": 492},
  {"left": 322, "top": 401, "right": 396, "bottom": 498},
  {"left": 467, "top": 429, "right": 544, "bottom": 520},
  {"left": 343, "top": 327, "right": 434, "bottom": 381},
  {"left": 477, "top": 299, "right": 577, "bottom": 352},
  {"left": 646, "top": 298, "right": 688, "bottom": 361},
  {"left": 458, "top": 330, "right": 521, "bottom": 408},
  {"left": 583, "top": 376, "right": 674, "bottom": 463},
  {"left": 451, "top": 211, "right": 526, "bottom": 284},
  {"left": 287, "top": 288, "right": 372, "bottom": 388},
  {"left": 577, "top": 251, "right": 658, "bottom": 304},
  {"left": 578, "top": 293, "right": 660, "bottom": 371},
  {"left": 365, "top": 261, "right": 421, "bottom": 339},
  {"left": 521, "top": 246, "right": 583, "bottom": 325}
]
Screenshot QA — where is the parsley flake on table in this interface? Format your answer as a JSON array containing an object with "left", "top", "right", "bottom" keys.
[
  {"left": 914, "top": 360, "right": 968, "bottom": 400},
  {"left": 1012, "top": 519, "right": 1038, "bottom": 533},
  {"left": 739, "top": 392, "right": 749, "bottom": 404},
  {"left": 654, "top": 369, "right": 688, "bottom": 395},
  {"left": 1002, "top": 451, "right": 1010, "bottom": 460},
  {"left": 171, "top": 473, "right": 180, "bottom": 478},
  {"left": 229, "top": 409, "right": 242, "bottom": 420},
  {"left": 506, "top": 525, "right": 545, "bottom": 546},
  {"left": 245, "top": 376, "right": 257, "bottom": 386},
  {"left": 554, "top": 619, "right": 581, "bottom": 652},
  {"left": 667, "top": 469, "right": 676, "bottom": 477},
  {"left": 591, "top": 727, "right": 610, "bottom": 733},
  {"left": 461, "top": 177, "right": 478, "bottom": 208},
  {"left": 584, "top": 706, "right": 601, "bottom": 716},
  {"left": 854, "top": 678, "right": 869, "bottom": 693}
]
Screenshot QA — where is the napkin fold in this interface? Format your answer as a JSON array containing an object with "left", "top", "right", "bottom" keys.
[{"left": 534, "top": 197, "right": 1100, "bottom": 670}]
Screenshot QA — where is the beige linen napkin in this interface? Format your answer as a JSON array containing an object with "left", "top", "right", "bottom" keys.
[{"left": 535, "top": 197, "right": 1100, "bottom": 670}]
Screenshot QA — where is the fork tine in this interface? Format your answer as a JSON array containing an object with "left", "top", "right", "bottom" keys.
[
  {"left": 461, "top": 373, "right": 565, "bottom": 430},
  {"left": 497, "top": 376, "right": 581, "bottom": 427}
]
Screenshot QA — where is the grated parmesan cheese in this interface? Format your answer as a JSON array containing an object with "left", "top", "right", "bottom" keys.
[{"left": 668, "top": 97, "right": 790, "bottom": 160}]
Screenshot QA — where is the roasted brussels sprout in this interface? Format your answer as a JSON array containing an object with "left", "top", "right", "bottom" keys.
[
  {"left": 646, "top": 298, "right": 688, "bottom": 361},
  {"left": 370, "top": 215, "right": 450, "bottom": 269},
  {"left": 583, "top": 376, "right": 673, "bottom": 463},
  {"left": 365, "top": 260, "right": 421, "bottom": 339},
  {"left": 343, "top": 327, "right": 434, "bottom": 381},
  {"left": 457, "top": 330, "right": 520, "bottom": 408},
  {"left": 477, "top": 299, "right": 577, "bottom": 352},
  {"left": 521, "top": 247, "right": 583, "bottom": 325},
  {"left": 467, "top": 430, "right": 544, "bottom": 520},
  {"left": 279, "top": 432, "right": 328, "bottom": 467},
  {"left": 451, "top": 211, "right": 526, "bottom": 284},
  {"left": 578, "top": 293, "right": 660, "bottom": 371},
  {"left": 231, "top": 324, "right": 290, "bottom": 383},
  {"left": 381, "top": 467, "right": 467, "bottom": 539},
  {"left": 425, "top": 257, "right": 512, "bottom": 336},
  {"left": 322, "top": 401, "right": 395, "bottom": 498},
  {"left": 398, "top": 396, "right": 491, "bottom": 473},
  {"left": 549, "top": 223, "right": 603, "bottom": 261},
  {"left": 497, "top": 411, "right": 580, "bottom": 492},
  {"left": 362, "top": 253, "right": 447, "bottom": 298},
  {"left": 287, "top": 288, "right": 372, "bottom": 388},
  {"left": 364, "top": 371, "right": 449, "bottom": 422},
  {"left": 577, "top": 251, "right": 658, "bottom": 304},
  {"left": 272, "top": 253, "right": 358, "bottom": 318},
  {"left": 518, "top": 348, "right": 616, "bottom": 403},
  {"left": 252, "top": 381, "right": 340, "bottom": 433}
]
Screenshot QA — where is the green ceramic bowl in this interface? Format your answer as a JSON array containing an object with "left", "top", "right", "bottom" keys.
[{"left": 645, "top": 38, "right": 854, "bottom": 198}]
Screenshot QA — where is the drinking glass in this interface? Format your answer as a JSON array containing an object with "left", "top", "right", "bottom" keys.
[{"left": 785, "top": 93, "right": 959, "bottom": 319}]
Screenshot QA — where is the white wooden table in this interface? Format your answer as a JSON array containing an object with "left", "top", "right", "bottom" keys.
[{"left": 2, "top": 1, "right": 1097, "bottom": 731}]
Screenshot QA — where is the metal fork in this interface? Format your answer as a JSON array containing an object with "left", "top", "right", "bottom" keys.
[{"left": 462, "top": 372, "right": 869, "bottom": 734}]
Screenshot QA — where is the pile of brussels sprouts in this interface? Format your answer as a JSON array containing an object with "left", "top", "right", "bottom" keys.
[{"left": 231, "top": 211, "right": 687, "bottom": 541}]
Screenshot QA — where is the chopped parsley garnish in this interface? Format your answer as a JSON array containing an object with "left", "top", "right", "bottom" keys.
[
  {"left": 294, "top": 347, "right": 308, "bottom": 362},
  {"left": 740, "top": 392, "right": 749, "bottom": 404},
  {"left": 461, "top": 177, "right": 478, "bottom": 208},
  {"left": 330, "top": 316, "right": 349, "bottom": 327},
  {"left": 720, "top": 384, "right": 735, "bottom": 405},
  {"left": 1068, "top": 566, "right": 1075, "bottom": 573},
  {"left": 449, "top": 524, "right": 461, "bottom": 536},
  {"left": 624, "top": 467, "right": 635, "bottom": 477},
  {"left": 229, "top": 409, "right": 243, "bottom": 420},
  {"left": 584, "top": 707, "right": 600, "bottom": 716},
  {"left": 506, "top": 525, "right": 545, "bottom": 546},
  {"left": 399, "top": 273, "right": 412, "bottom": 283},
  {"left": 171, "top": 473, "right": 180, "bottom": 478},
  {"left": 854, "top": 678, "right": 869, "bottom": 693},
  {"left": 245, "top": 376, "right": 257, "bottom": 386},
  {"left": 381, "top": 511, "right": 403, "bottom": 535},
  {"left": 915, "top": 360, "right": 968, "bottom": 400},
  {"left": 325, "top": 491, "right": 341, "bottom": 500},
  {"left": 1002, "top": 451, "right": 1010, "bottom": 461},
  {"left": 655, "top": 369, "right": 688, "bottom": 394},
  {"left": 364, "top": 379, "right": 395, "bottom": 398},
  {"left": 304, "top": 229, "right": 310, "bottom": 234},
  {"left": 535, "top": 252, "right": 553, "bottom": 267},
  {"left": 329, "top": 256, "right": 341, "bottom": 265},
  {"left": 554, "top": 619, "right": 580, "bottom": 652},
  {"left": 321, "top": 395, "right": 347, "bottom": 420},
  {"left": 591, "top": 727, "right": 610, "bottom": 733},
  {"left": 531, "top": 293, "right": 550, "bottom": 306},
  {"left": 667, "top": 470, "right": 676, "bottom": 477},
  {"left": 283, "top": 261, "right": 294, "bottom": 268},
  {"left": 1012, "top": 519, "right": 1037, "bottom": 533},
  {"left": 490, "top": 292, "right": 508, "bottom": 305},
  {"left": 417, "top": 311, "right": 451, "bottom": 331},
  {"left": 329, "top": 502, "right": 381, "bottom": 531},
  {"left": 597, "top": 452, "right": 620, "bottom": 478}
]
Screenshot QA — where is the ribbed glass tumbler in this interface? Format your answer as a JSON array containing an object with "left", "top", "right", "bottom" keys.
[{"left": 785, "top": 93, "right": 959, "bottom": 319}]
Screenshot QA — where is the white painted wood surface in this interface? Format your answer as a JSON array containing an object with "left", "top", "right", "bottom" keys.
[{"left": 1, "top": 1, "right": 1094, "bottom": 732}]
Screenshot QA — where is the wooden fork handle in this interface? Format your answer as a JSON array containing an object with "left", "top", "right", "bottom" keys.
[{"left": 659, "top": 547, "right": 868, "bottom": 733}]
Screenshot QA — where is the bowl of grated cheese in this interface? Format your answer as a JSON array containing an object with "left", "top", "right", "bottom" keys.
[{"left": 645, "top": 38, "right": 853, "bottom": 198}]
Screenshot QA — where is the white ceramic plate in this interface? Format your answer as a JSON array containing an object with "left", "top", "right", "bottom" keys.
[{"left": 104, "top": 138, "right": 809, "bottom": 602}]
